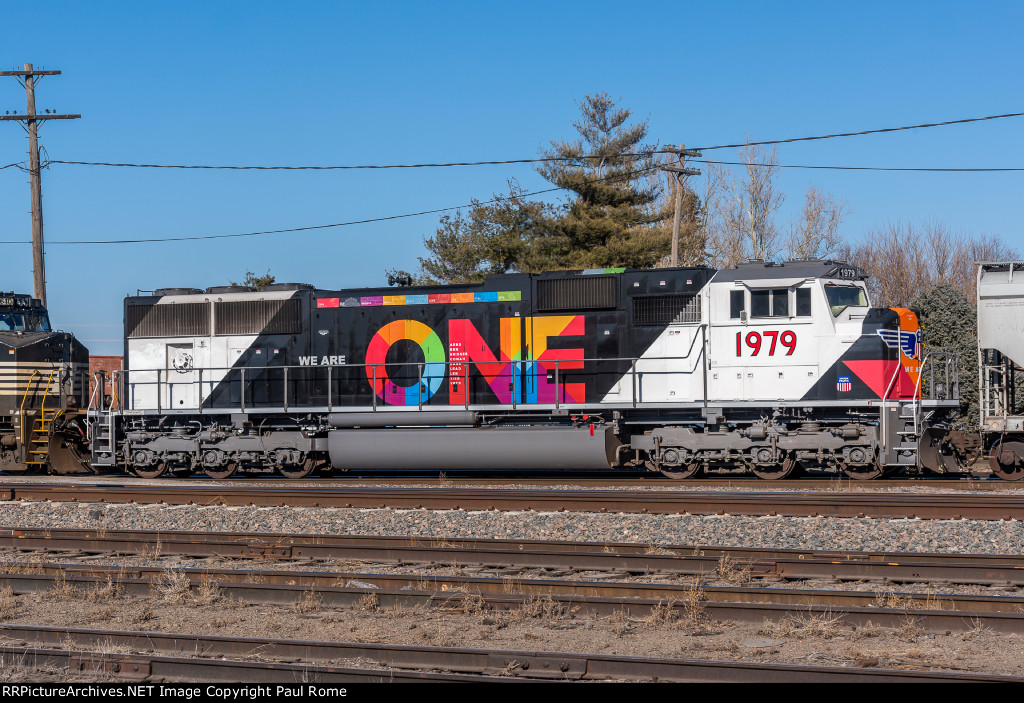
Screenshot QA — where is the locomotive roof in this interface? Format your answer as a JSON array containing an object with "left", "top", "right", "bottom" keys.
[{"left": 711, "top": 260, "right": 865, "bottom": 283}]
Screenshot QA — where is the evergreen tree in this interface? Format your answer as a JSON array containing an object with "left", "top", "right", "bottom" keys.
[
  {"left": 535, "top": 92, "right": 670, "bottom": 269},
  {"left": 911, "top": 284, "right": 977, "bottom": 428}
]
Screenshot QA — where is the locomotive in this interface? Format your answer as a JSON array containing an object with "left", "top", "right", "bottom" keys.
[
  {"left": 76, "top": 259, "right": 969, "bottom": 480},
  {"left": 0, "top": 293, "right": 90, "bottom": 474}
]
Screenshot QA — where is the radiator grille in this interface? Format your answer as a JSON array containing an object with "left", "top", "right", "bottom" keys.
[
  {"left": 537, "top": 276, "right": 617, "bottom": 312},
  {"left": 126, "top": 303, "right": 210, "bottom": 338},
  {"left": 632, "top": 294, "right": 701, "bottom": 326},
  {"left": 215, "top": 299, "right": 302, "bottom": 335}
]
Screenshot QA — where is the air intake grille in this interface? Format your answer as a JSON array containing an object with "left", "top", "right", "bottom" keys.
[
  {"left": 126, "top": 303, "right": 210, "bottom": 338},
  {"left": 215, "top": 299, "right": 302, "bottom": 335},
  {"left": 633, "top": 294, "right": 701, "bottom": 326},
  {"left": 537, "top": 276, "right": 617, "bottom": 312}
]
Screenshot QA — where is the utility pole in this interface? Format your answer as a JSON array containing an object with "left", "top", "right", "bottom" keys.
[
  {"left": 662, "top": 145, "right": 701, "bottom": 267},
  {"left": 0, "top": 64, "right": 80, "bottom": 307}
]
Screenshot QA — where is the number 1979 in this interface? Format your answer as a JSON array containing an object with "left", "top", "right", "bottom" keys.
[{"left": 736, "top": 331, "right": 797, "bottom": 356}]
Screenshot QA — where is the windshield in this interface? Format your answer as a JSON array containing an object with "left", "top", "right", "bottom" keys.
[
  {"left": 824, "top": 284, "right": 868, "bottom": 317},
  {"left": 0, "top": 312, "right": 51, "bottom": 332}
]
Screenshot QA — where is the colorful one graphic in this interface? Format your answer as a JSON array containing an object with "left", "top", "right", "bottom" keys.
[
  {"left": 524, "top": 316, "right": 585, "bottom": 404},
  {"left": 365, "top": 320, "right": 446, "bottom": 405},
  {"left": 364, "top": 315, "right": 588, "bottom": 407},
  {"left": 447, "top": 318, "right": 522, "bottom": 405},
  {"left": 836, "top": 376, "right": 852, "bottom": 392}
]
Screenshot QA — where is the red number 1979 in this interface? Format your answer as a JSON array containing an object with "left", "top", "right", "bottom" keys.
[{"left": 735, "top": 330, "right": 797, "bottom": 356}]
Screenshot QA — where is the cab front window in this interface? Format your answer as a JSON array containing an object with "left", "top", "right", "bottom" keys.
[
  {"left": 0, "top": 312, "right": 50, "bottom": 331},
  {"left": 824, "top": 284, "right": 867, "bottom": 317}
]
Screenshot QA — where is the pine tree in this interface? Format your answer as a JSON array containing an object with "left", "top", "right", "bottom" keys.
[{"left": 535, "top": 92, "right": 670, "bottom": 269}]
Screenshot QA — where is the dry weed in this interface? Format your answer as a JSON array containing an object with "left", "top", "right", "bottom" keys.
[
  {"left": 0, "top": 585, "right": 17, "bottom": 619},
  {"left": 518, "top": 595, "right": 565, "bottom": 621},
  {"left": 293, "top": 588, "right": 323, "bottom": 614},
  {"left": 193, "top": 574, "right": 221, "bottom": 605},
  {"left": 962, "top": 617, "right": 992, "bottom": 640},
  {"left": 644, "top": 543, "right": 675, "bottom": 556},
  {"left": 761, "top": 611, "right": 847, "bottom": 639},
  {"left": 358, "top": 592, "right": 380, "bottom": 612},
  {"left": 156, "top": 569, "right": 191, "bottom": 604},
  {"left": 84, "top": 576, "right": 123, "bottom": 603},
  {"left": 716, "top": 555, "right": 752, "bottom": 584},
  {"left": 895, "top": 612, "right": 922, "bottom": 641},
  {"left": 44, "top": 572, "right": 77, "bottom": 601},
  {"left": 642, "top": 599, "right": 679, "bottom": 628},
  {"left": 610, "top": 609, "right": 632, "bottom": 637},
  {"left": 681, "top": 578, "right": 709, "bottom": 630},
  {"left": 874, "top": 588, "right": 950, "bottom": 611}
]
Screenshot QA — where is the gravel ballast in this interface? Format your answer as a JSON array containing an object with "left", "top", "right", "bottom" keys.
[{"left": 0, "top": 500, "right": 1021, "bottom": 554}]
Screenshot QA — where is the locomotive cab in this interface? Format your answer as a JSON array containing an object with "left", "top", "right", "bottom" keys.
[{"left": 0, "top": 293, "right": 90, "bottom": 474}]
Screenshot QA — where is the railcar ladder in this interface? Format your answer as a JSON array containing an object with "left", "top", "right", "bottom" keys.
[{"left": 19, "top": 370, "right": 57, "bottom": 466}]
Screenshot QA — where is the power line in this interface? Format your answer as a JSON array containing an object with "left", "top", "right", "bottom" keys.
[
  {"left": 693, "top": 111, "right": 1024, "bottom": 150},
  {"left": 698, "top": 159, "right": 1024, "bottom": 172},
  {"left": 39, "top": 110, "right": 1024, "bottom": 172},
  {"left": 0, "top": 167, "right": 656, "bottom": 246}
]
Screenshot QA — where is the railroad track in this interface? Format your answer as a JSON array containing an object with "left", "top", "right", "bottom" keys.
[
  {"left": 1, "top": 625, "right": 1014, "bottom": 683},
  {"left": 2, "top": 560, "right": 1023, "bottom": 633},
  {"left": 2, "top": 483, "right": 1023, "bottom": 519},
  {"left": 5, "top": 527, "right": 1024, "bottom": 585}
]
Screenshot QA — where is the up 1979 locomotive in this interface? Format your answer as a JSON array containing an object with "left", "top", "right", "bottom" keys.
[{"left": 74, "top": 259, "right": 968, "bottom": 480}]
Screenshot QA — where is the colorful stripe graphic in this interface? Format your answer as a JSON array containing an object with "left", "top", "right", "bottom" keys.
[{"left": 319, "top": 291, "right": 523, "bottom": 309}]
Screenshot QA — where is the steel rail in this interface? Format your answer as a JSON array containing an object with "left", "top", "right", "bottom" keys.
[
  {"left": 4, "top": 528, "right": 1024, "bottom": 586},
  {"left": 7, "top": 559, "right": 1024, "bottom": 614},
  {"left": 2, "top": 483, "right": 1024, "bottom": 519},
  {"left": 0, "top": 625, "right": 1015, "bottom": 683},
  {"left": 1, "top": 569, "right": 1022, "bottom": 634}
]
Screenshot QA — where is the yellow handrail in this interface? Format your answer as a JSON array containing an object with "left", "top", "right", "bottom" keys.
[{"left": 18, "top": 370, "right": 39, "bottom": 451}]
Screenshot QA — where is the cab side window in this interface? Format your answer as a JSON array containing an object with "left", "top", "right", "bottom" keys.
[{"left": 730, "top": 290, "right": 745, "bottom": 319}]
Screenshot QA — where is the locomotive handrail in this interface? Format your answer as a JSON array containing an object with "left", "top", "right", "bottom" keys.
[{"left": 114, "top": 345, "right": 709, "bottom": 414}]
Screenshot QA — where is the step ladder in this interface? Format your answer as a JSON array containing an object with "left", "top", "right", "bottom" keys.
[{"left": 19, "top": 370, "right": 57, "bottom": 467}]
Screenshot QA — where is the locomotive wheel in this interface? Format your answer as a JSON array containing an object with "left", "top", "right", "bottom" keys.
[
  {"left": 278, "top": 456, "right": 316, "bottom": 479},
  {"left": 753, "top": 455, "right": 799, "bottom": 480},
  {"left": 842, "top": 462, "right": 885, "bottom": 480},
  {"left": 989, "top": 440, "right": 1024, "bottom": 481},
  {"left": 204, "top": 460, "right": 239, "bottom": 480},
  {"left": 657, "top": 462, "right": 704, "bottom": 480},
  {"left": 134, "top": 461, "right": 168, "bottom": 479}
]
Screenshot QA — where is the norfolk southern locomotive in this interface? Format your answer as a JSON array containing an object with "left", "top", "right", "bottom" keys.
[
  {"left": 79, "top": 260, "right": 969, "bottom": 480},
  {"left": 0, "top": 293, "right": 90, "bottom": 474}
]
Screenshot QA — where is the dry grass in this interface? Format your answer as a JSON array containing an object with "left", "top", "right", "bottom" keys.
[
  {"left": 894, "top": 612, "right": 923, "bottom": 641},
  {"left": 715, "top": 555, "right": 752, "bottom": 584},
  {"left": 44, "top": 572, "right": 77, "bottom": 601},
  {"left": 0, "top": 585, "right": 17, "bottom": 619},
  {"left": 874, "top": 588, "right": 950, "bottom": 611},
  {"left": 962, "top": 617, "right": 992, "bottom": 640},
  {"left": 155, "top": 569, "right": 192, "bottom": 604},
  {"left": 610, "top": 609, "right": 631, "bottom": 637},
  {"left": 83, "top": 575, "right": 123, "bottom": 603},
  {"left": 358, "top": 592, "right": 380, "bottom": 612},
  {"left": 760, "top": 610, "right": 848, "bottom": 639},
  {"left": 193, "top": 573, "right": 221, "bottom": 606},
  {"left": 641, "top": 599, "right": 679, "bottom": 628},
  {"left": 644, "top": 543, "right": 675, "bottom": 556},
  {"left": 293, "top": 588, "right": 323, "bottom": 614},
  {"left": 680, "top": 578, "right": 709, "bottom": 631}
]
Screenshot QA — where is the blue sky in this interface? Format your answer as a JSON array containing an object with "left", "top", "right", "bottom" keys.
[{"left": 0, "top": 1, "right": 1021, "bottom": 354}]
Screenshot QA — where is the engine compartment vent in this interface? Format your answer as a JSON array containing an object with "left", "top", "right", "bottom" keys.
[
  {"left": 633, "top": 293, "right": 701, "bottom": 325},
  {"left": 537, "top": 276, "right": 617, "bottom": 312},
  {"left": 126, "top": 302, "right": 211, "bottom": 338}
]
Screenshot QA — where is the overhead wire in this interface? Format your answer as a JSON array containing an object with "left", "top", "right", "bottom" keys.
[
  {"left": 40, "top": 110, "right": 1024, "bottom": 172},
  {"left": 0, "top": 164, "right": 661, "bottom": 245}
]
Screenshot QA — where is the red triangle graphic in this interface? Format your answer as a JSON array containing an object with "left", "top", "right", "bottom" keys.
[{"left": 843, "top": 360, "right": 901, "bottom": 399}]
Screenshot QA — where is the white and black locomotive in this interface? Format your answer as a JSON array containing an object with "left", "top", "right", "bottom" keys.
[{"left": 81, "top": 260, "right": 966, "bottom": 479}]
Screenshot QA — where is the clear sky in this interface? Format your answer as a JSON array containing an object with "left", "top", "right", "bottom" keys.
[{"left": 0, "top": 1, "right": 1021, "bottom": 354}]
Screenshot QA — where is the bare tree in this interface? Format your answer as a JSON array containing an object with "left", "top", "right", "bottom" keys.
[
  {"left": 787, "top": 186, "right": 848, "bottom": 260},
  {"left": 704, "top": 143, "right": 785, "bottom": 266},
  {"left": 843, "top": 222, "right": 1018, "bottom": 306}
]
